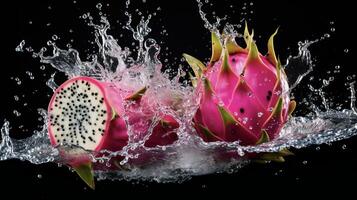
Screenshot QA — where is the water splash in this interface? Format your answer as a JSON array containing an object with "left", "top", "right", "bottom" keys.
[
  {"left": 0, "top": 109, "right": 58, "bottom": 164},
  {"left": 350, "top": 82, "right": 357, "bottom": 114},
  {"left": 2, "top": 2, "right": 357, "bottom": 183}
]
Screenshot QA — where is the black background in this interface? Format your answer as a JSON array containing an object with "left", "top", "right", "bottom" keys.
[{"left": 1, "top": 0, "right": 356, "bottom": 198}]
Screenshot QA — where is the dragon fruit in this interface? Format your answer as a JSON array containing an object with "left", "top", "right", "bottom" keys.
[
  {"left": 48, "top": 76, "right": 178, "bottom": 188},
  {"left": 183, "top": 24, "right": 296, "bottom": 157}
]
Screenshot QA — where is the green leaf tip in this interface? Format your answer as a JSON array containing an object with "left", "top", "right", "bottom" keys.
[
  {"left": 188, "top": 72, "right": 197, "bottom": 87},
  {"left": 256, "top": 130, "right": 270, "bottom": 145},
  {"left": 203, "top": 77, "right": 214, "bottom": 95},
  {"left": 226, "top": 37, "right": 245, "bottom": 55},
  {"left": 278, "top": 148, "right": 294, "bottom": 156},
  {"left": 210, "top": 31, "right": 223, "bottom": 64},
  {"left": 247, "top": 40, "right": 260, "bottom": 62},
  {"left": 183, "top": 53, "right": 205, "bottom": 79},
  {"left": 260, "top": 153, "right": 285, "bottom": 162},
  {"left": 288, "top": 100, "right": 297, "bottom": 116},
  {"left": 273, "top": 97, "right": 283, "bottom": 117},
  {"left": 244, "top": 22, "right": 254, "bottom": 49},
  {"left": 218, "top": 105, "right": 237, "bottom": 125},
  {"left": 74, "top": 162, "right": 95, "bottom": 190},
  {"left": 125, "top": 87, "right": 147, "bottom": 101},
  {"left": 267, "top": 27, "right": 279, "bottom": 67},
  {"left": 221, "top": 48, "right": 233, "bottom": 73},
  {"left": 111, "top": 107, "right": 118, "bottom": 121},
  {"left": 198, "top": 123, "right": 224, "bottom": 141}
]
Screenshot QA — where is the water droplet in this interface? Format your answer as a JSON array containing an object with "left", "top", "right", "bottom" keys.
[
  {"left": 330, "top": 28, "right": 335, "bottom": 32},
  {"left": 96, "top": 3, "right": 102, "bottom": 10},
  {"left": 15, "top": 40, "right": 26, "bottom": 52},
  {"left": 47, "top": 40, "right": 54, "bottom": 46},
  {"left": 341, "top": 144, "right": 347, "bottom": 150},
  {"left": 323, "top": 79, "right": 329, "bottom": 86},
  {"left": 237, "top": 148, "right": 245, "bottom": 156},
  {"left": 257, "top": 112, "right": 263, "bottom": 118},
  {"left": 324, "top": 33, "right": 330, "bottom": 38},
  {"left": 14, "top": 95, "right": 19, "bottom": 101},
  {"left": 40, "top": 65, "right": 46, "bottom": 70},
  {"left": 344, "top": 48, "right": 349, "bottom": 53},
  {"left": 28, "top": 21, "right": 33, "bottom": 25},
  {"left": 14, "top": 77, "right": 22, "bottom": 85},
  {"left": 37, "top": 174, "right": 42, "bottom": 179},
  {"left": 347, "top": 76, "right": 352, "bottom": 81},
  {"left": 13, "top": 110, "right": 21, "bottom": 117},
  {"left": 52, "top": 35, "right": 58, "bottom": 41},
  {"left": 26, "top": 71, "right": 34, "bottom": 80},
  {"left": 302, "top": 160, "right": 308, "bottom": 165},
  {"left": 335, "top": 65, "right": 340, "bottom": 69},
  {"left": 330, "top": 21, "right": 334, "bottom": 25},
  {"left": 316, "top": 146, "right": 320, "bottom": 151},
  {"left": 242, "top": 117, "right": 248, "bottom": 124}
]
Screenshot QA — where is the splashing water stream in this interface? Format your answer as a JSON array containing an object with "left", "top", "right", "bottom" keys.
[{"left": 1, "top": 1, "right": 356, "bottom": 183}]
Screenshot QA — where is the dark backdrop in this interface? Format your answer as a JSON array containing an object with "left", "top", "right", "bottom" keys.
[{"left": 2, "top": 0, "right": 356, "bottom": 198}]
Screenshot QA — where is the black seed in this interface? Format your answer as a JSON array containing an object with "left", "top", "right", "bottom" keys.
[
  {"left": 88, "top": 136, "right": 94, "bottom": 142},
  {"left": 268, "top": 91, "right": 272, "bottom": 95},
  {"left": 267, "top": 95, "right": 271, "bottom": 101},
  {"left": 240, "top": 108, "right": 245, "bottom": 113}
]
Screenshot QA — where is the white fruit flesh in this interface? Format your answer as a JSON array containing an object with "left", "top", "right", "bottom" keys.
[{"left": 48, "top": 78, "right": 110, "bottom": 150}]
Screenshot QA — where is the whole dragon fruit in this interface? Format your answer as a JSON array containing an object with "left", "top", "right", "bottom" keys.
[
  {"left": 183, "top": 25, "right": 296, "bottom": 154},
  {"left": 48, "top": 76, "right": 178, "bottom": 188}
]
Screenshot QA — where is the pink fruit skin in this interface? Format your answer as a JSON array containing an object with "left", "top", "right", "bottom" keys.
[
  {"left": 48, "top": 76, "right": 178, "bottom": 169},
  {"left": 194, "top": 52, "right": 290, "bottom": 146}
]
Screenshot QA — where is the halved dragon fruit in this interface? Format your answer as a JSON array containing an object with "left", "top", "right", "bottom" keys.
[
  {"left": 183, "top": 24, "right": 296, "bottom": 159},
  {"left": 48, "top": 76, "right": 178, "bottom": 188}
]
